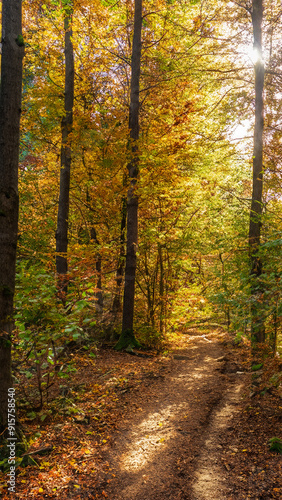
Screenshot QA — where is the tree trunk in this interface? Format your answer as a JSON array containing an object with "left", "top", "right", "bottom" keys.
[
  {"left": 158, "top": 244, "right": 165, "bottom": 335},
  {"left": 0, "top": 0, "right": 24, "bottom": 435},
  {"left": 249, "top": 0, "right": 265, "bottom": 344},
  {"left": 90, "top": 227, "right": 103, "bottom": 311},
  {"left": 112, "top": 196, "right": 127, "bottom": 317},
  {"left": 56, "top": 5, "right": 74, "bottom": 304},
  {"left": 121, "top": 0, "right": 142, "bottom": 336}
]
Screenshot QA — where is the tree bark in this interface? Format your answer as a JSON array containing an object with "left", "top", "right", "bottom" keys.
[
  {"left": 158, "top": 244, "right": 165, "bottom": 335},
  {"left": 0, "top": 0, "right": 24, "bottom": 434},
  {"left": 121, "top": 0, "right": 142, "bottom": 335},
  {"left": 112, "top": 195, "right": 127, "bottom": 317},
  {"left": 249, "top": 0, "right": 265, "bottom": 343},
  {"left": 56, "top": 5, "right": 74, "bottom": 303},
  {"left": 90, "top": 227, "right": 103, "bottom": 311}
]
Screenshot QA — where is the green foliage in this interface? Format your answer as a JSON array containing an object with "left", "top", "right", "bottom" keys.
[
  {"left": 114, "top": 329, "right": 141, "bottom": 351},
  {"left": 251, "top": 363, "right": 263, "bottom": 371},
  {"left": 268, "top": 437, "right": 282, "bottom": 454},
  {"left": 15, "top": 261, "right": 59, "bottom": 328},
  {"left": 135, "top": 324, "right": 164, "bottom": 349},
  {"left": 15, "top": 261, "right": 89, "bottom": 339},
  {"left": 207, "top": 228, "right": 282, "bottom": 353},
  {"left": 101, "top": 0, "right": 119, "bottom": 7},
  {"left": 13, "top": 261, "right": 93, "bottom": 407},
  {"left": 0, "top": 438, "right": 29, "bottom": 472},
  {"left": 16, "top": 35, "right": 25, "bottom": 47}
]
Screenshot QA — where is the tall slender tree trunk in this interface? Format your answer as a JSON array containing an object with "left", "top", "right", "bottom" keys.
[
  {"left": 56, "top": 5, "right": 74, "bottom": 303},
  {"left": 90, "top": 227, "right": 103, "bottom": 311},
  {"left": 0, "top": 0, "right": 24, "bottom": 434},
  {"left": 121, "top": 0, "right": 142, "bottom": 335},
  {"left": 158, "top": 244, "right": 165, "bottom": 335},
  {"left": 249, "top": 0, "right": 265, "bottom": 344},
  {"left": 112, "top": 195, "right": 127, "bottom": 317}
]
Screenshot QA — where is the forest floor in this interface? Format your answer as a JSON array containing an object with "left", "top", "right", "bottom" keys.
[{"left": 1, "top": 327, "right": 282, "bottom": 499}]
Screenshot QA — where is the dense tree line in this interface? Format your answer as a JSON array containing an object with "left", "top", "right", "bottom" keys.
[{"left": 0, "top": 0, "right": 281, "bottom": 435}]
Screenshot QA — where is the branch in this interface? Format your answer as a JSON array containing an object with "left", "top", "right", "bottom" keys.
[{"left": 231, "top": 1, "right": 252, "bottom": 14}]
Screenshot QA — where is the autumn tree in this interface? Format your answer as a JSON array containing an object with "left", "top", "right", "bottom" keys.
[
  {"left": 0, "top": 0, "right": 24, "bottom": 434},
  {"left": 114, "top": 0, "right": 143, "bottom": 349},
  {"left": 56, "top": 0, "right": 74, "bottom": 303},
  {"left": 246, "top": 0, "right": 265, "bottom": 345}
]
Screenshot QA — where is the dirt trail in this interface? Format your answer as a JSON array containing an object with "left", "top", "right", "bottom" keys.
[
  {"left": 97, "top": 330, "right": 246, "bottom": 500},
  {"left": 191, "top": 375, "right": 244, "bottom": 500}
]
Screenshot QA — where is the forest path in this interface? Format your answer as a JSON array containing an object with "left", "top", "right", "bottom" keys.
[{"left": 98, "top": 330, "right": 246, "bottom": 500}]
